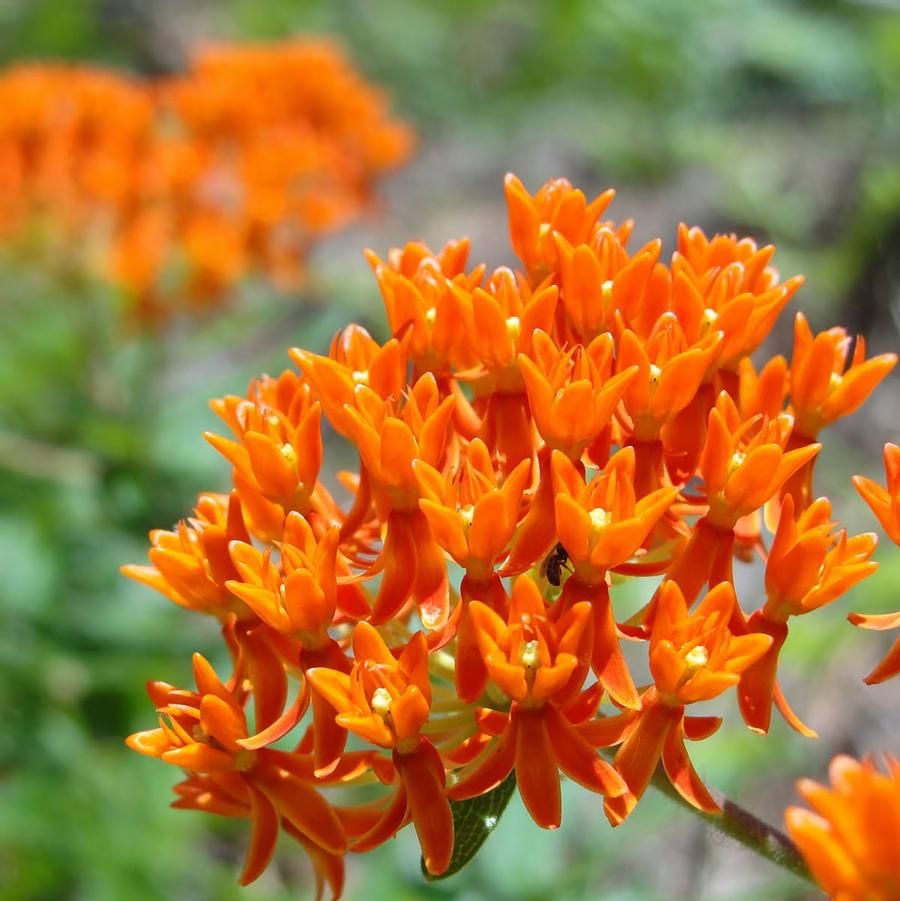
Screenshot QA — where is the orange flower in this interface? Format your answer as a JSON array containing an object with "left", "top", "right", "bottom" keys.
[
  {"left": 206, "top": 370, "right": 323, "bottom": 515},
  {"left": 553, "top": 231, "right": 663, "bottom": 342},
  {"left": 672, "top": 226, "right": 802, "bottom": 371},
  {"left": 338, "top": 372, "right": 456, "bottom": 628},
  {"left": 449, "top": 576, "right": 627, "bottom": 829},
  {"left": 605, "top": 582, "right": 771, "bottom": 822},
  {"left": 738, "top": 495, "right": 878, "bottom": 733},
  {"left": 849, "top": 443, "right": 900, "bottom": 684},
  {"left": 0, "top": 40, "right": 413, "bottom": 321},
  {"left": 789, "top": 313, "right": 897, "bottom": 441},
  {"left": 660, "top": 394, "right": 820, "bottom": 606},
  {"left": 308, "top": 624, "right": 454, "bottom": 875},
  {"left": 785, "top": 755, "right": 900, "bottom": 900},
  {"left": 127, "top": 654, "right": 348, "bottom": 887},
  {"left": 617, "top": 316, "right": 723, "bottom": 444},
  {"left": 738, "top": 354, "right": 788, "bottom": 421},
  {"left": 416, "top": 438, "right": 531, "bottom": 584},
  {"left": 366, "top": 238, "right": 482, "bottom": 377},
  {"left": 504, "top": 173, "right": 615, "bottom": 282},
  {"left": 291, "top": 326, "right": 407, "bottom": 442},
  {"left": 552, "top": 447, "right": 677, "bottom": 580},
  {"left": 518, "top": 329, "right": 637, "bottom": 461},
  {"left": 853, "top": 442, "right": 900, "bottom": 545},
  {"left": 700, "top": 394, "right": 820, "bottom": 529},
  {"left": 549, "top": 447, "right": 677, "bottom": 707},
  {"left": 121, "top": 491, "right": 251, "bottom": 619}
]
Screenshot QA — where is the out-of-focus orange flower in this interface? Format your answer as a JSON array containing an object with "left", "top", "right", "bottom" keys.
[
  {"left": 0, "top": 40, "right": 413, "bottom": 322},
  {"left": 849, "top": 443, "right": 900, "bottom": 684},
  {"left": 785, "top": 755, "right": 900, "bottom": 900},
  {"left": 308, "top": 624, "right": 453, "bottom": 875}
]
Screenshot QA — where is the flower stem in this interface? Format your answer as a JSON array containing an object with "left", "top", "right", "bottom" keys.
[
  {"left": 596, "top": 748, "right": 812, "bottom": 883},
  {"left": 647, "top": 766, "right": 813, "bottom": 884}
]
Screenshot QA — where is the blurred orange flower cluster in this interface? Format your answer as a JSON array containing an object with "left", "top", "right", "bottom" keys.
[
  {"left": 125, "top": 174, "right": 896, "bottom": 897},
  {"left": 0, "top": 40, "right": 412, "bottom": 321}
]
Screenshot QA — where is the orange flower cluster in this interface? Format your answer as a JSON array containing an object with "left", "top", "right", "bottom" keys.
[
  {"left": 125, "top": 175, "right": 896, "bottom": 896},
  {"left": 786, "top": 755, "right": 900, "bottom": 900},
  {"left": 0, "top": 40, "right": 412, "bottom": 320}
]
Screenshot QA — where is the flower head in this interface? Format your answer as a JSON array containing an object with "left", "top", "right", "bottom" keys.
[{"left": 786, "top": 755, "right": 900, "bottom": 900}]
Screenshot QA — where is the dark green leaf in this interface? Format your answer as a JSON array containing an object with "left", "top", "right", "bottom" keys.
[{"left": 422, "top": 772, "right": 516, "bottom": 881}]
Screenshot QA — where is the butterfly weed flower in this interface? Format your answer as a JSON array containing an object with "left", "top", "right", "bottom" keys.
[
  {"left": 602, "top": 581, "right": 771, "bottom": 824},
  {"left": 849, "top": 443, "right": 900, "bottom": 684},
  {"left": 785, "top": 755, "right": 900, "bottom": 900},
  {"left": 125, "top": 174, "right": 896, "bottom": 896}
]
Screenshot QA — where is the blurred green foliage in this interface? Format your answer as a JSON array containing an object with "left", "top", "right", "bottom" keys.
[{"left": 0, "top": 1, "right": 898, "bottom": 899}]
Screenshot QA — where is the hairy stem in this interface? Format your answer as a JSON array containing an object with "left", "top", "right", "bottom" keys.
[
  {"left": 597, "top": 749, "right": 813, "bottom": 883},
  {"left": 649, "top": 767, "right": 813, "bottom": 884}
]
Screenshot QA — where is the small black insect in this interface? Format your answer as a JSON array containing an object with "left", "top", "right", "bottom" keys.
[{"left": 540, "top": 543, "right": 570, "bottom": 587}]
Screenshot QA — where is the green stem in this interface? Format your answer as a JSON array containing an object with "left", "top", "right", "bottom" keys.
[
  {"left": 649, "top": 766, "right": 813, "bottom": 884},
  {"left": 599, "top": 750, "right": 813, "bottom": 884}
]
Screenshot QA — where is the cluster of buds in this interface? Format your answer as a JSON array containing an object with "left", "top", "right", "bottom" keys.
[
  {"left": 125, "top": 175, "right": 897, "bottom": 897},
  {"left": 0, "top": 40, "right": 412, "bottom": 321}
]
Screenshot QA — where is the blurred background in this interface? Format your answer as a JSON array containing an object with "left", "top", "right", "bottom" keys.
[{"left": 0, "top": 1, "right": 898, "bottom": 899}]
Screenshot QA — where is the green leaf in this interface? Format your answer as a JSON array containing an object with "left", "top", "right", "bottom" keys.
[{"left": 422, "top": 772, "right": 517, "bottom": 881}]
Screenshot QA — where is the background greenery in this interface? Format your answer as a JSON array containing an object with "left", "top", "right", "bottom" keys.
[{"left": 0, "top": 1, "right": 897, "bottom": 899}]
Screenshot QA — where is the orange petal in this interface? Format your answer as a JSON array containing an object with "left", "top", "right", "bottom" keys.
[{"left": 514, "top": 708, "right": 561, "bottom": 829}]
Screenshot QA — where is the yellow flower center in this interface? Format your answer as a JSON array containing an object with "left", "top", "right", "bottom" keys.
[
  {"left": 684, "top": 645, "right": 709, "bottom": 670},
  {"left": 701, "top": 307, "right": 719, "bottom": 334},
  {"left": 519, "top": 639, "right": 540, "bottom": 670},
  {"left": 280, "top": 442, "right": 297, "bottom": 467},
  {"left": 589, "top": 507, "right": 612, "bottom": 536},
  {"left": 352, "top": 369, "right": 369, "bottom": 385},
  {"left": 505, "top": 315, "right": 521, "bottom": 344},
  {"left": 371, "top": 687, "right": 393, "bottom": 718},
  {"left": 460, "top": 504, "right": 475, "bottom": 529},
  {"left": 727, "top": 451, "right": 746, "bottom": 477},
  {"left": 649, "top": 364, "right": 662, "bottom": 385}
]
